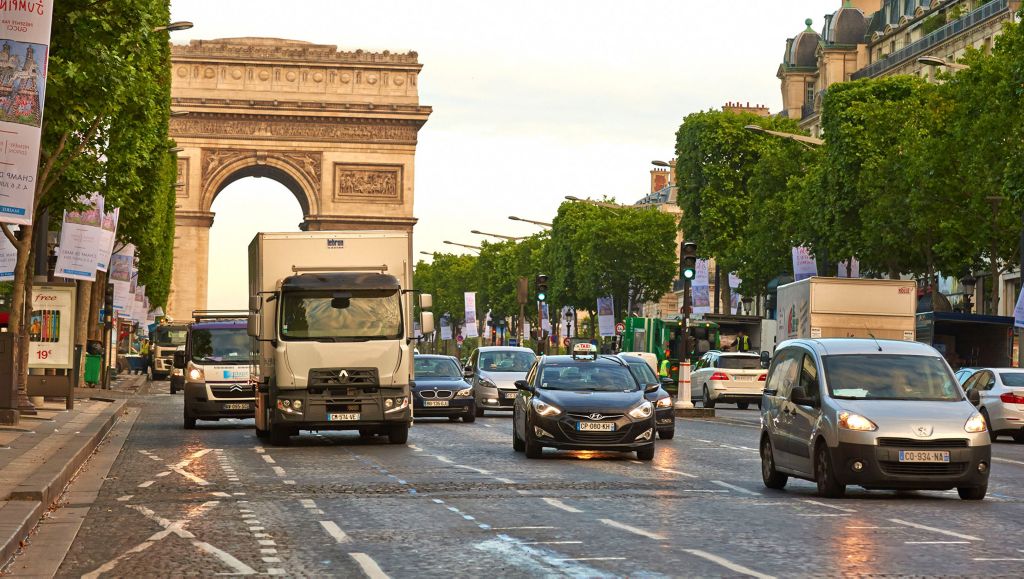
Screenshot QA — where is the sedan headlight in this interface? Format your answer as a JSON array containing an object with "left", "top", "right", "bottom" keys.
[
  {"left": 455, "top": 387, "right": 473, "bottom": 398},
  {"left": 531, "top": 399, "right": 562, "bottom": 417},
  {"left": 964, "top": 413, "right": 987, "bottom": 433},
  {"left": 628, "top": 400, "right": 654, "bottom": 420},
  {"left": 186, "top": 364, "right": 205, "bottom": 383},
  {"left": 838, "top": 411, "right": 877, "bottom": 431},
  {"left": 655, "top": 396, "right": 673, "bottom": 409}
]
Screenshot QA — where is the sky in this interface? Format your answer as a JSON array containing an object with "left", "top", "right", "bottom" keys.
[{"left": 173, "top": 0, "right": 832, "bottom": 309}]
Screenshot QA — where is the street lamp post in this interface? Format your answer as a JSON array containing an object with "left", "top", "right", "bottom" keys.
[
  {"left": 442, "top": 240, "right": 482, "bottom": 252},
  {"left": 470, "top": 230, "right": 526, "bottom": 241},
  {"left": 508, "top": 216, "right": 552, "bottom": 228},
  {"left": 153, "top": 21, "right": 193, "bottom": 32},
  {"left": 917, "top": 55, "right": 969, "bottom": 71}
]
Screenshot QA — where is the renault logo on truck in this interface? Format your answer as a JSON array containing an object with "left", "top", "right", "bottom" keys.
[{"left": 338, "top": 370, "right": 349, "bottom": 380}]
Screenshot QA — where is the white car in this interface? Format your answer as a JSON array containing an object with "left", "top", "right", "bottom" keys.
[
  {"left": 961, "top": 368, "right": 1024, "bottom": 443},
  {"left": 690, "top": 351, "right": 766, "bottom": 409}
]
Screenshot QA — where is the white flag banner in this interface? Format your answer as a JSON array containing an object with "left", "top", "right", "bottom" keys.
[
  {"left": 597, "top": 296, "right": 615, "bottom": 337},
  {"left": 1014, "top": 286, "right": 1024, "bottom": 329},
  {"left": 541, "top": 303, "right": 551, "bottom": 333},
  {"left": 837, "top": 258, "right": 860, "bottom": 278},
  {"left": 0, "top": 229, "right": 16, "bottom": 280},
  {"left": 440, "top": 317, "right": 453, "bottom": 341},
  {"left": 54, "top": 194, "right": 103, "bottom": 280},
  {"left": 0, "top": 1, "right": 54, "bottom": 225},
  {"left": 692, "top": 259, "right": 711, "bottom": 315},
  {"left": 109, "top": 244, "right": 134, "bottom": 312},
  {"left": 463, "top": 292, "right": 478, "bottom": 338},
  {"left": 96, "top": 207, "right": 119, "bottom": 272},
  {"left": 523, "top": 321, "right": 531, "bottom": 339},
  {"left": 729, "top": 273, "right": 742, "bottom": 314},
  {"left": 792, "top": 246, "right": 818, "bottom": 281}
]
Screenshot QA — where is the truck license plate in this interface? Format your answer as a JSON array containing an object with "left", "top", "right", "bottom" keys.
[
  {"left": 328, "top": 413, "right": 360, "bottom": 421},
  {"left": 577, "top": 422, "right": 615, "bottom": 432},
  {"left": 224, "top": 403, "right": 250, "bottom": 410},
  {"left": 898, "top": 450, "right": 950, "bottom": 463},
  {"left": 424, "top": 400, "right": 449, "bottom": 407}
]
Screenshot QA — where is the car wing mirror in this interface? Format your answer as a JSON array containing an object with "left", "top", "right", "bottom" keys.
[
  {"left": 645, "top": 383, "right": 660, "bottom": 393},
  {"left": 463, "top": 367, "right": 474, "bottom": 379},
  {"left": 967, "top": 388, "right": 981, "bottom": 405},
  {"left": 661, "top": 376, "right": 674, "bottom": 384},
  {"left": 514, "top": 380, "right": 534, "bottom": 393}
]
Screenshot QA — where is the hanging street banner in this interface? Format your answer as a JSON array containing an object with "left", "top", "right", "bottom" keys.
[
  {"left": 729, "top": 273, "right": 742, "bottom": 314},
  {"left": 463, "top": 292, "right": 478, "bottom": 338},
  {"left": 792, "top": 246, "right": 818, "bottom": 281},
  {"left": 540, "top": 302, "right": 551, "bottom": 333},
  {"left": 597, "top": 295, "right": 615, "bottom": 337},
  {"left": 0, "top": 1, "right": 55, "bottom": 225},
  {"left": 440, "top": 316, "right": 452, "bottom": 341},
  {"left": 54, "top": 194, "right": 103, "bottom": 280},
  {"left": 1014, "top": 285, "right": 1024, "bottom": 329},
  {"left": 0, "top": 228, "right": 15, "bottom": 279},
  {"left": 837, "top": 258, "right": 860, "bottom": 278},
  {"left": 692, "top": 259, "right": 711, "bottom": 314},
  {"left": 109, "top": 244, "right": 134, "bottom": 312},
  {"left": 96, "top": 206, "right": 119, "bottom": 272},
  {"left": 28, "top": 283, "right": 76, "bottom": 370}
]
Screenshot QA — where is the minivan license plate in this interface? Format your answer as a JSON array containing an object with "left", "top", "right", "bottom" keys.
[
  {"left": 224, "top": 403, "right": 250, "bottom": 410},
  {"left": 328, "top": 413, "right": 360, "bottom": 421},
  {"left": 898, "top": 450, "right": 950, "bottom": 463},
  {"left": 578, "top": 422, "right": 615, "bottom": 432}
]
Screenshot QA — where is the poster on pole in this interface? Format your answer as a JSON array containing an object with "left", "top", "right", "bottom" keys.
[
  {"left": 597, "top": 296, "right": 615, "bottom": 337},
  {"left": 440, "top": 317, "right": 452, "bottom": 341},
  {"left": 96, "top": 206, "right": 119, "bottom": 272},
  {"left": 792, "top": 246, "right": 818, "bottom": 281},
  {"left": 540, "top": 303, "right": 551, "bottom": 333},
  {"left": 1014, "top": 286, "right": 1024, "bottom": 329},
  {"left": 54, "top": 194, "right": 103, "bottom": 280},
  {"left": 109, "top": 244, "right": 133, "bottom": 312},
  {"left": 692, "top": 259, "right": 711, "bottom": 314},
  {"left": 729, "top": 273, "right": 742, "bottom": 314},
  {"left": 463, "top": 292, "right": 478, "bottom": 338},
  {"left": 837, "top": 258, "right": 860, "bottom": 278},
  {"left": 0, "top": 228, "right": 16, "bottom": 279},
  {"left": 28, "top": 283, "right": 76, "bottom": 369},
  {"left": 0, "top": 2, "right": 55, "bottom": 225}
]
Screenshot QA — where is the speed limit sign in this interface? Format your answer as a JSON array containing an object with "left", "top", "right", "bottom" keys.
[{"left": 615, "top": 322, "right": 625, "bottom": 335}]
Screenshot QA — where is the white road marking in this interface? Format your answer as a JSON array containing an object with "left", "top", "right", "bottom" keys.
[
  {"left": 262, "top": 455, "right": 276, "bottom": 464},
  {"left": 711, "top": 480, "right": 761, "bottom": 496},
  {"left": 407, "top": 444, "right": 423, "bottom": 452},
  {"left": 260, "top": 548, "right": 277, "bottom": 555},
  {"left": 262, "top": 556, "right": 282, "bottom": 563},
  {"left": 300, "top": 499, "right": 317, "bottom": 508},
  {"left": 523, "top": 541, "right": 583, "bottom": 545},
  {"left": 495, "top": 477, "right": 516, "bottom": 484},
  {"left": 799, "top": 514, "right": 847, "bottom": 517},
  {"left": 695, "top": 439, "right": 713, "bottom": 443},
  {"left": 172, "top": 467, "right": 210, "bottom": 486},
  {"left": 267, "top": 568, "right": 286, "bottom": 575},
  {"left": 483, "top": 424, "right": 493, "bottom": 428},
  {"left": 137, "top": 480, "right": 155, "bottom": 488},
  {"left": 683, "top": 549, "right": 775, "bottom": 579},
  {"left": 993, "top": 457, "right": 1024, "bottom": 466},
  {"left": 210, "top": 492, "right": 231, "bottom": 498},
  {"left": 975, "top": 558, "right": 1024, "bottom": 561},
  {"left": 654, "top": 467, "right": 698, "bottom": 478},
  {"left": 550, "top": 557, "right": 625, "bottom": 562},
  {"left": 116, "top": 495, "right": 133, "bottom": 502},
  {"left": 249, "top": 527, "right": 265, "bottom": 531},
  {"left": 849, "top": 526, "right": 898, "bottom": 529},
  {"left": 350, "top": 552, "right": 390, "bottom": 579},
  {"left": 193, "top": 540, "right": 256, "bottom": 575},
  {"left": 432, "top": 499, "right": 444, "bottom": 504},
  {"left": 491, "top": 526, "right": 556, "bottom": 530},
  {"left": 272, "top": 466, "right": 287, "bottom": 477},
  {"left": 155, "top": 471, "right": 171, "bottom": 478},
  {"left": 599, "top": 519, "right": 665, "bottom": 540},
  {"left": 889, "top": 519, "right": 981, "bottom": 541},
  {"left": 320, "top": 520, "right": 352, "bottom": 544},
  {"left": 258, "top": 539, "right": 276, "bottom": 546},
  {"left": 542, "top": 498, "right": 582, "bottom": 513},
  {"left": 802, "top": 500, "right": 856, "bottom": 513},
  {"left": 435, "top": 455, "right": 454, "bottom": 463},
  {"left": 679, "top": 489, "right": 729, "bottom": 493},
  {"left": 906, "top": 541, "right": 970, "bottom": 544},
  {"left": 455, "top": 464, "right": 491, "bottom": 474},
  {"left": 284, "top": 480, "right": 296, "bottom": 485},
  {"left": 254, "top": 446, "right": 265, "bottom": 453}
]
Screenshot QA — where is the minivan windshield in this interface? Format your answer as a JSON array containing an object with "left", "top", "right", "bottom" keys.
[
  {"left": 824, "top": 354, "right": 961, "bottom": 401},
  {"left": 479, "top": 351, "right": 535, "bottom": 373},
  {"left": 280, "top": 289, "right": 402, "bottom": 341},
  {"left": 191, "top": 328, "right": 251, "bottom": 364},
  {"left": 539, "top": 363, "right": 639, "bottom": 392}
]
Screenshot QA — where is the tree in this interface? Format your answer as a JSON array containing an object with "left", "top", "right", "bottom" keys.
[{"left": 413, "top": 252, "right": 479, "bottom": 328}]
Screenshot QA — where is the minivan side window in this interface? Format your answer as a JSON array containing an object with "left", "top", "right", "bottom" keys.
[
  {"left": 766, "top": 348, "right": 800, "bottom": 399},
  {"left": 798, "top": 354, "right": 821, "bottom": 405}
]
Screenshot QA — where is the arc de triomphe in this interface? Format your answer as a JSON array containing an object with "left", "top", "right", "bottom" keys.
[{"left": 166, "top": 37, "right": 431, "bottom": 320}]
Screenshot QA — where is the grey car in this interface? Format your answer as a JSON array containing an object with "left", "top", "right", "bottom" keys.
[
  {"left": 464, "top": 346, "right": 537, "bottom": 417},
  {"left": 759, "top": 339, "right": 991, "bottom": 500},
  {"left": 961, "top": 368, "right": 1024, "bottom": 443}
]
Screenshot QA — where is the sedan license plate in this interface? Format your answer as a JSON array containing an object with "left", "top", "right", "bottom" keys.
[
  {"left": 328, "top": 412, "right": 360, "bottom": 421},
  {"left": 504, "top": 392, "right": 517, "bottom": 399},
  {"left": 223, "top": 403, "right": 250, "bottom": 410},
  {"left": 898, "top": 450, "right": 950, "bottom": 463},
  {"left": 577, "top": 421, "right": 615, "bottom": 432},
  {"left": 424, "top": 400, "right": 449, "bottom": 407}
]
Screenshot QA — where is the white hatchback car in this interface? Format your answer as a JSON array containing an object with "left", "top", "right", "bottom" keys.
[
  {"left": 961, "top": 368, "right": 1024, "bottom": 443},
  {"left": 690, "top": 351, "right": 766, "bottom": 409}
]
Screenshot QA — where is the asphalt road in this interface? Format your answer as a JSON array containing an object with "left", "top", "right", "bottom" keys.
[{"left": 27, "top": 384, "right": 1024, "bottom": 578}]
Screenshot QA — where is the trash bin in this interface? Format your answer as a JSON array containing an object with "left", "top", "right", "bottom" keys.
[{"left": 85, "top": 353, "right": 102, "bottom": 386}]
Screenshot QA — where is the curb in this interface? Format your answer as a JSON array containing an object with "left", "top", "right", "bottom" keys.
[
  {"left": 0, "top": 399, "right": 126, "bottom": 570},
  {"left": 674, "top": 407, "right": 716, "bottom": 418}
]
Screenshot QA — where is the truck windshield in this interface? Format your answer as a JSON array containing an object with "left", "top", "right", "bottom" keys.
[
  {"left": 824, "top": 354, "right": 961, "bottom": 401},
  {"left": 153, "top": 327, "right": 187, "bottom": 346},
  {"left": 280, "top": 290, "right": 402, "bottom": 341},
  {"left": 191, "top": 328, "right": 251, "bottom": 364}
]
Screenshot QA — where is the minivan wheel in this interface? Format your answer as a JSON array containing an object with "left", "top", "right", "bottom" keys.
[
  {"left": 1013, "top": 432, "right": 1024, "bottom": 444},
  {"left": 703, "top": 387, "right": 716, "bottom": 409},
  {"left": 814, "top": 442, "right": 846, "bottom": 498},
  {"left": 957, "top": 485, "right": 987, "bottom": 500},
  {"left": 475, "top": 405, "right": 485, "bottom": 418},
  {"left": 760, "top": 437, "right": 788, "bottom": 490}
]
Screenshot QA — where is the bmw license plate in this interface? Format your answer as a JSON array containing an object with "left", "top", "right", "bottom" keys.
[
  {"left": 577, "top": 422, "right": 615, "bottom": 432},
  {"left": 898, "top": 450, "right": 950, "bottom": 463},
  {"left": 424, "top": 400, "right": 449, "bottom": 407},
  {"left": 223, "top": 403, "right": 250, "bottom": 410},
  {"left": 504, "top": 392, "right": 517, "bottom": 399},
  {"left": 328, "top": 413, "right": 360, "bottom": 421}
]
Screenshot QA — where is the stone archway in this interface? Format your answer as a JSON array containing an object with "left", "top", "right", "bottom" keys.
[{"left": 166, "top": 37, "right": 431, "bottom": 319}]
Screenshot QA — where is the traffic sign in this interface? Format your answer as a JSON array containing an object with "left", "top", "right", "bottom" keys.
[
  {"left": 563, "top": 337, "right": 571, "bottom": 347},
  {"left": 615, "top": 322, "right": 625, "bottom": 335},
  {"left": 507, "top": 339, "right": 518, "bottom": 347},
  {"left": 456, "top": 334, "right": 464, "bottom": 344}
]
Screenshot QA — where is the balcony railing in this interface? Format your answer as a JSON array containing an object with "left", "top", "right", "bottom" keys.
[
  {"left": 801, "top": 101, "right": 817, "bottom": 119},
  {"left": 851, "top": 0, "right": 1009, "bottom": 80}
]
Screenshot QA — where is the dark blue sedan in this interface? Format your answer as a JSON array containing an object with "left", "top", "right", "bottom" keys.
[{"left": 413, "top": 355, "right": 476, "bottom": 423}]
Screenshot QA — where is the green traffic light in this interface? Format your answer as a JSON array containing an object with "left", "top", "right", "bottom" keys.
[
  {"left": 683, "top": 269, "right": 695, "bottom": 280},
  {"left": 538, "top": 292, "right": 546, "bottom": 302}
]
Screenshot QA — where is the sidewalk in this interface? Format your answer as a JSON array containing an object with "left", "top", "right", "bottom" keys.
[{"left": 0, "top": 373, "right": 147, "bottom": 570}]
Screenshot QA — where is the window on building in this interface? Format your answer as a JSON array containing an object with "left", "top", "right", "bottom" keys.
[{"left": 805, "top": 83, "right": 815, "bottom": 105}]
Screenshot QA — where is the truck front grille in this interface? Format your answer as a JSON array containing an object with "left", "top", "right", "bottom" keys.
[{"left": 309, "top": 368, "right": 379, "bottom": 391}]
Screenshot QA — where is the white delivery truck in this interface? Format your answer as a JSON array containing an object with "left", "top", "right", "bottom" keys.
[
  {"left": 776, "top": 277, "right": 917, "bottom": 343},
  {"left": 247, "top": 231, "right": 433, "bottom": 446}
]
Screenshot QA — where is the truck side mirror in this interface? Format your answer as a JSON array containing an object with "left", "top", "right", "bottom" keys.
[
  {"left": 247, "top": 313, "right": 260, "bottom": 337},
  {"left": 173, "top": 350, "right": 186, "bottom": 369},
  {"left": 248, "top": 295, "right": 261, "bottom": 312},
  {"left": 760, "top": 351, "right": 770, "bottom": 369},
  {"left": 420, "top": 293, "right": 433, "bottom": 310},
  {"left": 420, "top": 311, "right": 435, "bottom": 336}
]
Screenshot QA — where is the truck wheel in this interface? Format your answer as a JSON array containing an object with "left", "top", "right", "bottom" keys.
[
  {"left": 388, "top": 425, "right": 409, "bottom": 445},
  {"left": 255, "top": 425, "right": 268, "bottom": 439},
  {"left": 269, "top": 425, "right": 291, "bottom": 446}
]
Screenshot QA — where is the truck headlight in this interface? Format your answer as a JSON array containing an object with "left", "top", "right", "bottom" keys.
[
  {"left": 964, "top": 413, "right": 987, "bottom": 433},
  {"left": 655, "top": 396, "right": 672, "bottom": 409},
  {"left": 628, "top": 400, "right": 654, "bottom": 420},
  {"left": 385, "top": 397, "right": 409, "bottom": 414},
  {"left": 838, "top": 411, "right": 877, "bottom": 431},
  {"left": 455, "top": 387, "right": 473, "bottom": 398},
  {"left": 531, "top": 399, "right": 562, "bottom": 417},
  {"left": 186, "top": 364, "right": 205, "bottom": 383}
]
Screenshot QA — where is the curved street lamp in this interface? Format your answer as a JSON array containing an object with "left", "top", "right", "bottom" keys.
[
  {"left": 917, "top": 55, "right": 969, "bottom": 71},
  {"left": 443, "top": 240, "right": 482, "bottom": 251},
  {"left": 153, "top": 21, "right": 193, "bottom": 32},
  {"left": 470, "top": 230, "right": 525, "bottom": 241},
  {"left": 508, "top": 215, "right": 552, "bottom": 228}
]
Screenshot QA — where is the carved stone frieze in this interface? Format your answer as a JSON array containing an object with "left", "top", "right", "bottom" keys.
[
  {"left": 202, "top": 148, "right": 323, "bottom": 198},
  {"left": 171, "top": 116, "right": 419, "bottom": 144},
  {"left": 333, "top": 163, "right": 403, "bottom": 204},
  {"left": 176, "top": 158, "right": 189, "bottom": 198}
]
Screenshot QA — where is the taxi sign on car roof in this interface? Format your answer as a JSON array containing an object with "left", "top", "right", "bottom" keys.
[{"left": 571, "top": 342, "right": 597, "bottom": 359}]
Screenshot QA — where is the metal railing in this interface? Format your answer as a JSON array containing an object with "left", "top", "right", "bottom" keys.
[
  {"left": 851, "top": 0, "right": 1009, "bottom": 80},
  {"left": 801, "top": 101, "right": 817, "bottom": 120}
]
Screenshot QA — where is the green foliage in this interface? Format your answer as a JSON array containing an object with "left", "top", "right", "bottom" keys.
[
  {"left": 413, "top": 252, "right": 479, "bottom": 325},
  {"left": 476, "top": 234, "right": 549, "bottom": 322},
  {"left": 920, "top": 13, "right": 945, "bottom": 35}
]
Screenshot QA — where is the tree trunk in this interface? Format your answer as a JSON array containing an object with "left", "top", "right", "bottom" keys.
[
  {"left": 75, "top": 280, "right": 92, "bottom": 382},
  {"left": 991, "top": 240, "right": 1000, "bottom": 315},
  {"left": 88, "top": 271, "right": 105, "bottom": 342},
  {"left": 713, "top": 263, "right": 721, "bottom": 314},
  {"left": 9, "top": 225, "right": 35, "bottom": 415}
]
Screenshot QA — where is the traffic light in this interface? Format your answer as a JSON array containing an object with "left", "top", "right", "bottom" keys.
[
  {"left": 104, "top": 282, "right": 114, "bottom": 307},
  {"left": 535, "top": 274, "right": 549, "bottom": 302},
  {"left": 680, "top": 242, "right": 697, "bottom": 280}
]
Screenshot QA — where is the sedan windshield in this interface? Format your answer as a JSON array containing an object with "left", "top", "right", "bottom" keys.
[
  {"left": 280, "top": 290, "right": 402, "bottom": 341},
  {"left": 479, "top": 351, "right": 535, "bottom": 373},
  {"left": 824, "top": 354, "right": 960, "bottom": 401},
  {"left": 539, "top": 363, "right": 639, "bottom": 392},
  {"left": 414, "top": 358, "right": 461, "bottom": 379},
  {"left": 626, "top": 361, "right": 658, "bottom": 385},
  {"left": 191, "top": 328, "right": 250, "bottom": 364}
]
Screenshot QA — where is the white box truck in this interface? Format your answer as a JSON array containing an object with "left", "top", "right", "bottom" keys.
[
  {"left": 776, "top": 277, "right": 917, "bottom": 344},
  {"left": 247, "top": 231, "right": 433, "bottom": 446}
]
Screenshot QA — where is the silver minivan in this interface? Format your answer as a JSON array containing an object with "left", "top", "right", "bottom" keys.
[{"left": 759, "top": 339, "right": 990, "bottom": 500}]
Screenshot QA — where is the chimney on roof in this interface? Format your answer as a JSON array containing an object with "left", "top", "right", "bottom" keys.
[{"left": 722, "top": 101, "right": 772, "bottom": 117}]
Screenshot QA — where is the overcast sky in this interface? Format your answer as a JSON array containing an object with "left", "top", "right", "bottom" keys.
[{"left": 169, "top": 0, "right": 830, "bottom": 308}]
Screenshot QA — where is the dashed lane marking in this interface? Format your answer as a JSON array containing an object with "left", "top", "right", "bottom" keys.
[
  {"left": 116, "top": 495, "right": 133, "bottom": 502},
  {"left": 523, "top": 541, "right": 583, "bottom": 545},
  {"left": 975, "top": 558, "right": 1024, "bottom": 561},
  {"left": 993, "top": 457, "right": 1024, "bottom": 466},
  {"left": 350, "top": 552, "right": 390, "bottom": 579},
  {"left": 272, "top": 466, "right": 287, "bottom": 477},
  {"left": 654, "top": 467, "right": 697, "bottom": 478},
  {"left": 300, "top": 499, "right": 317, "bottom": 508},
  {"left": 542, "top": 498, "right": 582, "bottom": 513},
  {"left": 906, "top": 541, "right": 970, "bottom": 544},
  {"left": 155, "top": 471, "right": 171, "bottom": 478},
  {"left": 599, "top": 519, "right": 665, "bottom": 540},
  {"left": 262, "top": 455, "right": 276, "bottom": 464},
  {"left": 710, "top": 480, "right": 761, "bottom": 496},
  {"left": 550, "top": 557, "right": 625, "bottom": 562},
  {"left": 683, "top": 549, "right": 775, "bottom": 579},
  {"left": 492, "top": 526, "right": 556, "bottom": 530},
  {"left": 798, "top": 514, "right": 847, "bottom": 517},
  {"left": 889, "top": 519, "right": 981, "bottom": 541},
  {"left": 137, "top": 480, "right": 155, "bottom": 488},
  {"left": 802, "top": 500, "right": 856, "bottom": 513},
  {"left": 320, "top": 520, "right": 352, "bottom": 544}
]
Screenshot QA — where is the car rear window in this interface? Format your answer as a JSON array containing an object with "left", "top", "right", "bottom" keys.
[
  {"left": 999, "top": 373, "right": 1024, "bottom": 387},
  {"left": 718, "top": 356, "right": 760, "bottom": 370}
]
